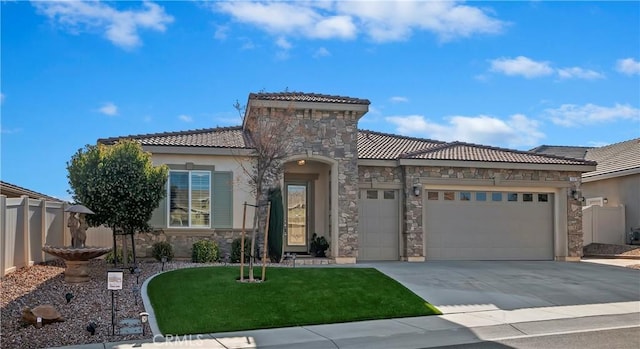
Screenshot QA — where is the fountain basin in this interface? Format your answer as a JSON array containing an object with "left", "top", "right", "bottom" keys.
[{"left": 42, "top": 246, "right": 111, "bottom": 283}]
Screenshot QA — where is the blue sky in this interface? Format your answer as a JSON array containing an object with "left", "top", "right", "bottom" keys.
[{"left": 1, "top": 0, "right": 639, "bottom": 200}]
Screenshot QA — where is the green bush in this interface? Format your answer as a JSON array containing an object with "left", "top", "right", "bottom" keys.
[
  {"left": 192, "top": 240, "right": 219, "bottom": 263},
  {"left": 230, "top": 237, "right": 256, "bottom": 263},
  {"left": 105, "top": 248, "right": 133, "bottom": 264},
  {"left": 152, "top": 241, "right": 175, "bottom": 262}
]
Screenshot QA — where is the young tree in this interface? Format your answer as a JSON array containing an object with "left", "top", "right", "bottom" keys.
[
  {"left": 67, "top": 139, "right": 168, "bottom": 266},
  {"left": 234, "top": 100, "right": 292, "bottom": 281}
]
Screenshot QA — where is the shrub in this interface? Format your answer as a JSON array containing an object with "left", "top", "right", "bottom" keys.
[
  {"left": 105, "top": 248, "right": 133, "bottom": 264},
  {"left": 230, "top": 237, "right": 256, "bottom": 263},
  {"left": 192, "top": 240, "right": 219, "bottom": 263},
  {"left": 310, "top": 233, "right": 329, "bottom": 257},
  {"left": 152, "top": 241, "right": 174, "bottom": 262}
]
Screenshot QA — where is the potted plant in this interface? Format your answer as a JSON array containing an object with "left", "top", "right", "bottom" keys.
[{"left": 309, "top": 233, "right": 329, "bottom": 257}]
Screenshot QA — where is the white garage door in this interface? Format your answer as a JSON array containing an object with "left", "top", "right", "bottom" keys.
[
  {"left": 358, "top": 189, "right": 399, "bottom": 261},
  {"left": 425, "top": 190, "right": 554, "bottom": 260}
]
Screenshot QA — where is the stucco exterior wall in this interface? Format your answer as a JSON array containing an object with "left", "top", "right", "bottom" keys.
[{"left": 582, "top": 174, "right": 640, "bottom": 233}]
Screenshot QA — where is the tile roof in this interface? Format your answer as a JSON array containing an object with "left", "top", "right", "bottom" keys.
[
  {"left": 583, "top": 138, "right": 640, "bottom": 178},
  {"left": 401, "top": 142, "right": 596, "bottom": 165},
  {"left": 0, "top": 180, "right": 62, "bottom": 201},
  {"left": 249, "top": 92, "right": 370, "bottom": 105},
  {"left": 529, "top": 145, "right": 592, "bottom": 160},
  {"left": 98, "top": 126, "right": 249, "bottom": 148},
  {"left": 357, "top": 130, "right": 444, "bottom": 159}
]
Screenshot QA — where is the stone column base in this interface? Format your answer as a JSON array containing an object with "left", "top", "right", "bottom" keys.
[
  {"left": 404, "top": 256, "right": 425, "bottom": 262},
  {"left": 64, "top": 260, "right": 90, "bottom": 283},
  {"left": 334, "top": 257, "right": 356, "bottom": 264},
  {"left": 556, "top": 256, "right": 581, "bottom": 262}
]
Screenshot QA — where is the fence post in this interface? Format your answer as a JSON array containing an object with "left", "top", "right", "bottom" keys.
[
  {"left": 21, "top": 195, "right": 30, "bottom": 267},
  {"left": 41, "top": 200, "right": 47, "bottom": 262},
  {"left": 1, "top": 195, "right": 6, "bottom": 277}
]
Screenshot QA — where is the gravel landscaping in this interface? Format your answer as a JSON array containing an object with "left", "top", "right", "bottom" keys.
[{"left": 0, "top": 258, "right": 209, "bottom": 349}]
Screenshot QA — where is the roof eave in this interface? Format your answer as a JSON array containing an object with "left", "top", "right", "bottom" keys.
[
  {"left": 141, "top": 145, "right": 254, "bottom": 156},
  {"left": 398, "top": 159, "right": 597, "bottom": 172},
  {"left": 582, "top": 167, "right": 640, "bottom": 182}
]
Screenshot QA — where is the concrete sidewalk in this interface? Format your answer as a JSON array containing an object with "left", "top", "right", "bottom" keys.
[{"left": 48, "top": 301, "right": 640, "bottom": 348}]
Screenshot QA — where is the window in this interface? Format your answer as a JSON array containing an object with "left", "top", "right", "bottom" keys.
[
  {"left": 476, "top": 192, "right": 487, "bottom": 201},
  {"left": 168, "top": 171, "right": 211, "bottom": 228},
  {"left": 427, "top": 191, "right": 439, "bottom": 200},
  {"left": 491, "top": 192, "right": 503, "bottom": 202},
  {"left": 367, "top": 190, "right": 378, "bottom": 199},
  {"left": 538, "top": 194, "right": 549, "bottom": 202},
  {"left": 383, "top": 190, "right": 395, "bottom": 199},
  {"left": 460, "top": 192, "right": 471, "bottom": 201},
  {"left": 523, "top": 193, "right": 533, "bottom": 202},
  {"left": 444, "top": 191, "right": 455, "bottom": 201},
  {"left": 508, "top": 193, "right": 518, "bottom": 202}
]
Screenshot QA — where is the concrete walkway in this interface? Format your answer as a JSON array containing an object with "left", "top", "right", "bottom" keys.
[{"left": 48, "top": 260, "right": 640, "bottom": 349}]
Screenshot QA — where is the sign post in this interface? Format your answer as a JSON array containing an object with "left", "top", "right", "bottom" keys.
[{"left": 107, "top": 270, "right": 123, "bottom": 335}]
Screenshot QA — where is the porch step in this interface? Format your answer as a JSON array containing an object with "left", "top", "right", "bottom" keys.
[{"left": 283, "top": 257, "right": 334, "bottom": 266}]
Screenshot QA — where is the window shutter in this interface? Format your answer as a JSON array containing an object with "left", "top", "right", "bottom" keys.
[
  {"left": 148, "top": 186, "right": 167, "bottom": 228},
  {"left": 212, "top": 171, "right": 233, "bottom": 228}
]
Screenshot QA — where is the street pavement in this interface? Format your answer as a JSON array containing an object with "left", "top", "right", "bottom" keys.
[{"left": 48, "top": 259, "right": 640, "bottom": 349}]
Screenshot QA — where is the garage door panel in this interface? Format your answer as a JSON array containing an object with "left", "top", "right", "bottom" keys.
[
  {"left": 358, "top": 189, "right": 399, "bottom": 261},
  {"left": 426, "top": 191, "right": 553, "bottom": 260}
]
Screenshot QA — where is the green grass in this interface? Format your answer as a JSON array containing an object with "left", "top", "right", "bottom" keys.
[{"left": 148, "top": 267, "right": 441, "bottom": 334}]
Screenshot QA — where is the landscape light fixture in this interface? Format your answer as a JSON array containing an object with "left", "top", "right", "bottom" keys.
[
  {"left": 65, "top": 292, "right": 74, "bottom": 304},
  {"left": 161, "top": 256, "right": 167, "bottom": 271},
  {"left": 86, "top": 321, "right": 97, "bottom": 335},
  {"left": 134, "top": 267, "right": 141, "bottom": 284},
  {"left": 139, "top": 312, "right": 149, "bottom": 336}
]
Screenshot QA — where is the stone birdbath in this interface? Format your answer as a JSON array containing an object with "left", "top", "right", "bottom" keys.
[{"left": 42, "top": 205, "right": 111, "bottom": 283}]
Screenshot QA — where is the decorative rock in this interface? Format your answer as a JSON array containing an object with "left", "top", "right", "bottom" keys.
[{"left": 21, "top": 305, "right": 65, "bottom": 326}]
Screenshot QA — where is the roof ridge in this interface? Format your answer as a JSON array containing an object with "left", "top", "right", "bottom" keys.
[
  {"left": 249, "top": 91, "right": 371, "bottom": 105},
  {"left": 530, "top": 144, "right": 593, "bottom": 151},
  {"left": 590, "top": 137, "right": 640, "bottom": 151},
  {"left": 359, "top": 129, "right": 446, "bottom": 144},
  {"left": 98, "top": 126, "right": 243, "bottom": 144}
]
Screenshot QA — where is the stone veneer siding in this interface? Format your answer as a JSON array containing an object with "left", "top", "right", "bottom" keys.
[
  {"left": 133, "top": 229, "right": 244, "bottom": 260},
  {"left": 359, "top": 165, "right": 585, "bottom": 259},
  {"left": 249, "top": 107, "right": 362, "bottom": 258}
]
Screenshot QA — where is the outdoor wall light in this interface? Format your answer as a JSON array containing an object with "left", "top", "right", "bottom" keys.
[
  {"left": 140, "top": 312, "right": 149, "bottom": 336},
  {"left": 603, "top": 198, "right": 608, "bottom": 204},
  {"left": 86, "top": 321, "right": 97, "bottom": 335},
  {"left": 413, "top": 185, "right": 421, "bottom": 197},
  {"left": 297, "top": 159, "right": 306, "bottom": 166}
]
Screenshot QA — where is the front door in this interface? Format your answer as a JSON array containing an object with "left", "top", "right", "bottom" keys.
[{"left": 285, "top": 183, "right": 308, "bottom": 253}]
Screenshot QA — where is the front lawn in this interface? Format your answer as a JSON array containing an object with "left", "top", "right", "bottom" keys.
[{"left": 148, "top": 267, "right": 441, "bottom": 334}]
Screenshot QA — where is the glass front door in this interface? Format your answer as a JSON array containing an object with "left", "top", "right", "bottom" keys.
[{"left": 286, "top": 183, "right": 308, "bottom": 252}]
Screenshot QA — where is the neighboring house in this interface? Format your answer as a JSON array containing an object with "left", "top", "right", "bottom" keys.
[
  {"left": 0, "top": 180, "right": 62, "bottom": 201},
  {"left": 532, "top": 139, "right": 640, "bottom": 241},
  {"left": 100, "top": 92, "right": 596, "bottom": 263}
]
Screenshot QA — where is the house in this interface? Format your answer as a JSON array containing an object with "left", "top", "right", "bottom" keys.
[
  {"left": 100, "top": 92, "right": 597, "bottom": 263},
  {"left": 533, "top": 139, "right": 640, "bottom": 243},
  {"left": 0, "top": 180, "right": 62, "bottom": 201}
]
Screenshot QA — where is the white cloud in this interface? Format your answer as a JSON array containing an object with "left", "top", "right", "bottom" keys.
[
  {"left": 385, "top": 113, "right": 544, "bottom": 147},
  {"left": 545, "top": 103, "right": 640, "bottom": 127},
  {"left": 490, "top": 56, "right": 553, "bottom": 78},
  {"left": 239, "top": 37, "right": 255, "bottom": 50},
  {"left": 215, "top": 1, "right": 505, "bottom": 43},
  {"left": 616, "top": 58, "right": 640, "bottom": 75},
  {"left": 312, "top": 47, "right": 331, "bottom": 58},
  {"left": 31, "top": 0, "right": 174, "bottom": 49},
  {"left": 336, "top": 1, "right": 505, "bottom": 42},
  {"left": 390, "top": 96, "right": 409, "bottom": 103},
  {"left": 275, "top": 37, "right": 292, "bottom": 50},
  {"left": 0, "top": 127, "right": 22, "bottom": 134},
  {"left": 214, "top": 25, "right": 229, "bottom": 40},
  {"left": 557, "top": 67, "right": 604, "bottom": 80},
  {"left": 178, "top": 114, "right": 193, "bottom": 122},
  {"left": 98, "top": 102, "right": 118, "bottom": 116}
]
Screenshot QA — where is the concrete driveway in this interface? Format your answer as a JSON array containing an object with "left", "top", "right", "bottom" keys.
[{"left": 365, "top": 261, "right": 640, "bottom": 314}]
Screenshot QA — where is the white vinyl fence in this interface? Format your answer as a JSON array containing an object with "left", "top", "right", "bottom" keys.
[
  {"left": 1, "top": 195, "right": 112, "bottom": 277},
  {"left": 583, "top": 204, "right": 626, "bottom": 245}
]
